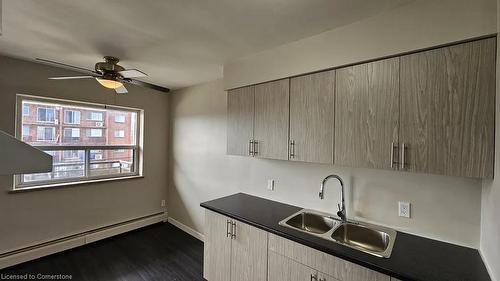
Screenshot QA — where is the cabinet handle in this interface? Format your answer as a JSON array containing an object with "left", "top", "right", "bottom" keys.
[
  {"left": 289, "top": 140, "right": 295, "bottom": 159},
  {"left": 400, "top": 143, "right": 408, "bottom": 170},
  {"left": 253, "top": 140, "right": 258, "bottom": 156},
  {"left": 390, "top": 142, "right": 399, "bottom": 169},
  {"left": 231, "top": 222, "right": 236, "bottom": 239},
  {"left": 310, "top": 273, "right": 318, "bottom": 281},
  {"left": 248, "top": 139, "right": 254, "bottom": 156},
  {"left": 226, "top": 220, "right": 232, "bottom": 238}
]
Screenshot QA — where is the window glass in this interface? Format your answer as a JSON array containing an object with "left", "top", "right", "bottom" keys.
[
  {"left": 37, "top": 126, "right": 55, "bottom": 141},
  {"left": 87, "top": 128, "right": 103, "bottom": 138},
  {"left": 115, "top": 114, "right": 126, "bottom": 123},
  {"left": 63, "top": 128, "right": 80, "bottom": 138},
  {"left": 88, "top": 111, "right": 104, "bottom": 121},
  {"left": 64, "top": 110, "right": 81, "bottom": 124},
  {"left": 22, "top": 125, "right": 30, "bottom": 136},
  {"left": 23, "top": 150, "right": 85, "bottom": 183},
  {"left": 114, "top": 130, "right": 125, "bottom": 138},
  {"left": 89, "top": 149, "right": 134, "bottom": 177},
  {"left": 22, "top": 104, "right": 30, "bottom": 116},
  {"left": 37, "top": 107, "right": 55, "bottom": 122}
]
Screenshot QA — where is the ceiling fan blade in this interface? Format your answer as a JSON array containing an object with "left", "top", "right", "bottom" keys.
[
  {"left": 119, "top": 69, "right": 148, "bottom": 78},
  {"left": 36, "top": 58, "right": 97, "bottom": 75},
  {"left": 49, "top": 75, "right": 96, "bottom": 80},
  {"left": 115, "top": 85, "right": 128, "bottom": 94},
  {"left": 121, "top": 78, "right": 170, "bottom": 93}
]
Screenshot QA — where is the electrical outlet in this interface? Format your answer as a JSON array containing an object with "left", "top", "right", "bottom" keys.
[
  {"left": 267, "top": 179, "right": 275, "bottom": 191},
  {"left": 161, "top": 200, "right": 166, "bottom": 207},
  {"left": 398, "top": 202, "right": 411, "bottom": 218}
]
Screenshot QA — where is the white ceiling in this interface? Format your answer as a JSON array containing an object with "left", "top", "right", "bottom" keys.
[{"left": 0, "top": 0, "right": 408, "bottom": 90}]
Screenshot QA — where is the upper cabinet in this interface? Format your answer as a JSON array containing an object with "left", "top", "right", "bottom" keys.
[
  {"left": 335, "top": 58, "right": 400, "bottom": 170},
  {"left": 225, "top": 37, "right": 496, "bottom": 178},
  {"left": 227, "top": 86, "right": 255, "bottom": 157},
  {"left": 400, "top": 38, "right": 496, "bottom": 178},
  {"left": 254, "top": 79, "right": 290, "bottom": 160},
  {"left": 290, "top": 71, "right": 335, "bottom": 164}
]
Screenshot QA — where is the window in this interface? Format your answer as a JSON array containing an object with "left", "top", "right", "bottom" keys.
[
  {"left": 90, "top": 150, "right": 103, "bottom": 160},
  {"left": 88, "top": 111, "right": 103, "bottom": 121},
  {"left": 87, "top": 128, "right": 103, "bottom": 138},
  {"left": 114, "top": 130, "right": 125, "bottom": 138},
  {"left": 63, "top": 128, "right": 80, "bottom": 138},
  {"left": 64, "top": 110, "right": 81, "bottom": 124},
  {"left": 37, "top": 107, "right": 55, "bottom": 122},
  {"left": 115, "top": 114, "right": 125, "bottom": 123},
  {"left": 37, "top": 126, "right": 55, "bottom": 141},
  {"left": 22, "top": 105, "right": 30, "bottom": 116},
  {"left": 22, "top": 125, "right": 30, "bottom": 137},
  {"left": 15, "top": 95, "right": 142, "bottom": 190},
  {"left": 63, "top": 150, "right": 84, "bottom": 160}
]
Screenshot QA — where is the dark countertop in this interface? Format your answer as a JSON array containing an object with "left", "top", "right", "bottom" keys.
[{"left": 200, "top": 193, "right": 491, "bottom": 281}]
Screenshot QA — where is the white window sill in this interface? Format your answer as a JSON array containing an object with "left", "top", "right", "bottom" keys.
[{"left": 9, "top": 175, "right": 144, "bottom": 193}]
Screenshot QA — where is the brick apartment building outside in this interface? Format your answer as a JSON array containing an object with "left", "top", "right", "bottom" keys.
[{"left": 20, "top": 101, "right": 136, "bottom": 182}]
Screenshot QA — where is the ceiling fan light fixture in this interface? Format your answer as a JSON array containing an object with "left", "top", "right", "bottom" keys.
[{"left": 96, "top": 78, "right": 123, "bottom": 89}]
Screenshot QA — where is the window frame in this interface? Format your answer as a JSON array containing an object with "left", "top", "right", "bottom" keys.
[
  {"left": 36, "top": 126, "right": 56, "bottom": 141},
  {"left": 36, "top": 107, "right": 56, "bottom": 123},
  {"left": 14, "top": 94, "right": 144, "bottom": 191},
  {"left": 88, "top": 111, "right": 104, "bottom": 121},
  {"left": 22, "top": 125, "right": 30, "bottom": 137},
  {"left": 22, "top": 104, "right": 30, "bottom": 116},
  {"left": 63, "top": 127, "right": 80, "bottom": 138},
  {"left": 114, "top": 129, "right": 125, "bottom": 138},
  {"left": 87, "top": 128, "right": 103, "bottom": 138},
  {"left": 64, "top": 109, "right": 81, "bottom": 124},
  {"left": 115, "top": 114, "right": 126, "bottom": 123}
]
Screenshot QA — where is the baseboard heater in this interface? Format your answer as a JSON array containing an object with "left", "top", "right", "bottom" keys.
[{"left": 0, "top": 212, "right": 167, "bottom": 269}]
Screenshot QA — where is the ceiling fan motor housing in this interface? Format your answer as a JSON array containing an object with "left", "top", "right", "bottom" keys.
[{"left": 95, "top": 56, "right": 125, "bottom": 75}]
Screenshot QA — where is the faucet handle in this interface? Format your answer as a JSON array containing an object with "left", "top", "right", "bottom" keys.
[{"left": 337, "top": 204, "right": 346, "bottom": 221}]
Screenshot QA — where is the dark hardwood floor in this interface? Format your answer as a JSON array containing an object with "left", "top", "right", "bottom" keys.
[{"left": 0, "top": 223, "right": 205, "bottom": 281}]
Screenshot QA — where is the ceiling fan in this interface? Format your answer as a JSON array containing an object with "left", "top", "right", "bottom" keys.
[{"left": 36, "top": 56, "right": 170, "bottom": 94}]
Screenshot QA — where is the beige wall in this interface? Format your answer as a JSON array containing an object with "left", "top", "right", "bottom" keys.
[
  {"left": 169, "top": 79, "right": 482, "bottom": 248},
  {"left": 0, "top": 55, "right": 170, "bottom": 254},
  {"left": 480, "top": 1, "right": 500, "bottom": 279},
  {"left": 223, "top": 0, "right": 497, "bottom": 89}
]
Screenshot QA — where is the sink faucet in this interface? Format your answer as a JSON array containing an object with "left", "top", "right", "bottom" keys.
[{"left": 319, "top": 174, "right": 346, "bottom": 222}]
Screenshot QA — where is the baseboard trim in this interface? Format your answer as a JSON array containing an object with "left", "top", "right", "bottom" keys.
[
  {"left": 0, "top": 212, "right": 167, "bottom": 270},
  {"left": 168, "top": 217, "right": 204, "bottom": 242},
  {"left": 479, "top": 248, "right": 497, "bottom": 281}
]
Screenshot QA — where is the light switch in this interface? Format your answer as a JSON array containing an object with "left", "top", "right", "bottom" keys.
[{"left": 267, "top": 179, "right": 275, "bottom": 191}]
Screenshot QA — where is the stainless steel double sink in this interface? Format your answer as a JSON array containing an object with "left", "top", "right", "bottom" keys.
[{"left": 279, "top": 209, "right": 397, "bottom": 258}]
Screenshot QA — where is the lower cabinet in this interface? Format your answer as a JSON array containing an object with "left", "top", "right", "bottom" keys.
[
  {"left": 205, "top": 210, "right": 398, "bottom": 281},
  {"left": 269, "top": 251, "right": 316, "bottom": 281},
  {"left": 268, "top": 233, "right": 390, "bottom": 281},
  {"left": 269, "top": 251, "right": 337, "bottom": 281},
  {"left": 204, "top": 210, "right": 268, "bottom": 281}
]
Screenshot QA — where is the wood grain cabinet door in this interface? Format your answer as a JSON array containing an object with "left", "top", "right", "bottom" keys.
[
  {"left": 400, "top": 38, "right": 496, "bottom": 178},
  {"left": 335, "top": 58, "right": 400, "bottom": 170},
  {"left": 227, "top": 86, "right": 255, "bottom": 156},
  {"left": 230, "top": 221, "right": 268, "bottom": 281},
  {"left": 254, "top": 79, "right": 290, "bottom": 160},
  {"left": 290, "top": 71, "right": 335, "bottom": 164},
  {"left": 268, "top": 251, "right": 317, "bottom": 281},
  {"left": 204, "top": 210, "right": 231, "bottom": 281}
]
